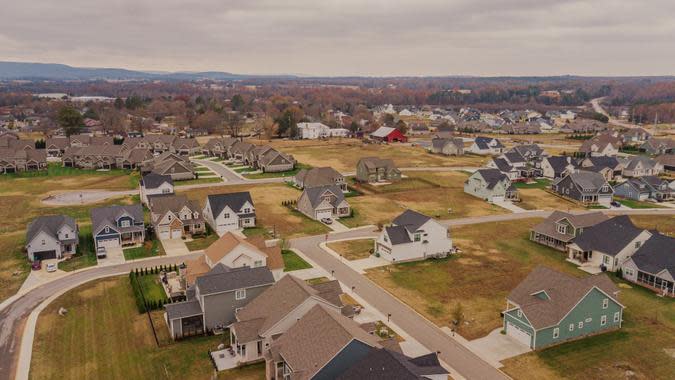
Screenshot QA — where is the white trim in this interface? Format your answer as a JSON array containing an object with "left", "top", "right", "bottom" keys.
[{"left": 537, "top": 285, "right": 625, "bottom": 331}]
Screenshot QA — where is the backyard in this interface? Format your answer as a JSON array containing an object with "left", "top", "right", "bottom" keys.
[{"left": 326, "top": 239, "right": 374, "bottom": 260}]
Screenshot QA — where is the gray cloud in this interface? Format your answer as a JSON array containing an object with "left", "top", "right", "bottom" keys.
[{"left": 1, "top": 0, "right": 674, "bottom": 76}]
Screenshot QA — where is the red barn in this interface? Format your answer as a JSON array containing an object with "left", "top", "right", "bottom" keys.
[{"left": 370, "top": 127, "right": 408, "bottom": 143}]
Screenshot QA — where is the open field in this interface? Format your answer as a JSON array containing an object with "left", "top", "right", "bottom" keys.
[
  {"left": 518, "top": 188, "right": 584, "bottom": 211},
  {"left": 341, "top": 171, "right": 502, "bottom": 228},
  {"left": 246, "top": 138, "right": 488, "bottom": 172},
  {"left": 629, "top": 215, "right": 675, "bottom": 233},
  {"left": 178, "top": 183, "right": 330, "bottom": 238},
  {"left": 327, "top": 239, "right": 374, "bottom": 260},
  {"left": 30, "top": 276, "right": 229, "bottom": 380}
]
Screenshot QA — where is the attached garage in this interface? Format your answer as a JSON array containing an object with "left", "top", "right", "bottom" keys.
[
  {"left": 97, "top": 237, "right": 120, "bottom": 250},
  {"left": 506, "top": 322, "right": 532, "bottom": 347},
  {"left": 157, "top": 227, "right": 171, "bottom": 240},
  {"left": 315, "top": 208, "right": 333, "bottom": 220},
  {"left": 170, "top": 228, "right": 182, "bottom": 239},
  {"left": 33, "top": 250, "right": 57, "bottom": 261}
]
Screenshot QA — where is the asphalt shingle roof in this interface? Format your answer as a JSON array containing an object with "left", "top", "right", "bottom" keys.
[
  {"left": 337, "top": 348, "right": 448, "bottom": 379},
  {"left": 195, "top": 265, "right": 275, "bottom": 295},
  {"left": 629, "top": 233, "right": 675, "bottom": 276},
  {"left": 207, "top": 192, "right": 253, "bottom": 217},
  {"left": 26, "top": 215, "right": 77, "bottom": 243},
  {"left": 572, "top": 216, "right": 645, "bottom": 256}
]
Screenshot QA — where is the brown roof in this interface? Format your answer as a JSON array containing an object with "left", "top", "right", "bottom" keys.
[
  {"left": 531, "top": 211, "right": 609, "bottom": 242},
  {"left": 205, "top": 232, "right": 283, "bottom": 271},
  {"left": 508, "top": 266, "right": 621, "bottom": 330},
  {"left": 247, "top": 236, "right": 284, "bottom": 271},
  {"left": 204, "top": 232, "right": 246, "bottom": 264},
  {"left": 184, "top": 255, "right": 211, "bottom": 285}
]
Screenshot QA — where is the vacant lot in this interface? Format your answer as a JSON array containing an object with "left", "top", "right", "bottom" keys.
[
  {"left": 518, "top": 188, "right": 584, "bottom": 211},
  {"left": 248, "top": 139, "right": 487, "bottom": 172},
  {"left": 178, "top": 183, "right": 330, "bottom": 238},
  {"left": 630, "top": 215, "right": 675, "bottom": 234},
  {"left": 30, "top": 277, "right": 229, "bottom": 380},
  {"left": 327, "top": 239, "right": 374, "bottom": 260}
]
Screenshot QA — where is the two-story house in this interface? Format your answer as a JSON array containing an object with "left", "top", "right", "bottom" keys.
[
  {"left": 203, "top": 192, "right": 256, "bottom": 235},
  {"left": 614, "top": 176, "right": 672, "bottom": 202},
  {"left": 296, "top": 185, "right": 350, "bottom": 221},
  {"left": 530, "top": 211, "right": 608, "bottom": 251},
  {"left": 468, "top": 136, "right": 504, "bottom": 155},
  {"left": 293, "top": 167, "right": 346, "bottom": 191},
  {"left": 355, "top": 157, "right": 401, "bottom": 183},
  {"left": 201, "top": 232, "right": 284, "bottom": 279},
  {"left": 540, "top": 156, "right": 576, "bottom": 179},
  {"left": 148, "top": 194, "right": 205, "bottom": 240},
  {"left": 90, "top": 204, "right": 145, "bottom": 251},
  {"left": 25, "top": 215, "right": 79, "bottom": 261},
  {"left": 430, "top": 137, "right": 464, "bottom": 156},
  {"left": 375, "top": 209, "right": 453, "bottom": 262},
  {"left": 619, "top": 156, "right": 663, "bottom": 178},
  {"left": 464, "top": 168, "right": 519, "bottom": 202},
  {"left": 551, "top": 171, "right": 613, "bottom": 206},
  {"left": 140, "top": 173, "right": 174, "bottom": 205}
]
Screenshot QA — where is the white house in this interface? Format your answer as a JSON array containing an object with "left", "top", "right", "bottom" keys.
[
  {"left": 204, "top": 232, "right": 270, "bottom": 269},
  {"left": 140, "top": 173, "right": 174, "bottom": 205},
  {"left": 297, "top": 122, "right": 331, "bottom": 139},
  {"left": 203, "top": 192, "right": 256, "bottom": 236},
  {"left": 468, "top": 137, "right": 505, "bottom": 155},
  {"left": 328, "top": 128, "right": 350, "bottom": 137},
  {"left": 25, "top": 215, "right": 79, "bottom": 261},
  {"left": 375, "top": 210, "right": 452, "bottom": 262}
]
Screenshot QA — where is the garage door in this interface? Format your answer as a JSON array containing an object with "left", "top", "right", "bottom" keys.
[
  {"left": 491, "top": 195, "right": 504, "bottom": 203},
  {"left": 34, "top": 250, "right": 57, "bottom": 261},
  {"left": 170, "top": 228, "right": 182, "bottom": 239},
  {"left": 315, "top": 209, "right": 333, "bottom": 220},
  {"left": 98, "top": 238, "right": 120, "bottom": 249},
  {"left": 506, "top": 322, "right": 532, "bottom": 347},
  {"left": 158, "top": 228, "right": 170, "bottom": 240}
]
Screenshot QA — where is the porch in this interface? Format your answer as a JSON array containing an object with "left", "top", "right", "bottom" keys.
[
  {"left": 121, "top": 231, "right": 144, "bottom": 246},
  {"left": 635, "top": 272, "right": 675, "bottom": 297},
  {"left": 529, "top": 231, "right": 567, "bottom": 251}
]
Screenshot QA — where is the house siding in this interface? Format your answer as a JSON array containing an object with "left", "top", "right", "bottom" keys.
[{"left": 202, "top": 284, "right": 271, "bottom": 331}]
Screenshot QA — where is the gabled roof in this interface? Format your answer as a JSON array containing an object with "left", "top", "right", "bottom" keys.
[
  {"left": 492, "top": 157, "right": 515, "bottom": 173},
  {"left": 385, "top": 225, "right": 412, "bottom": 245},
  {"left": 508, "top": 266, "right": 620, "bottom": 330},
  {"left": 195, "top": 265, "right": 275, "bottom": 295},
  {"left": 475, "top": 168, "right": 509, "bottom": 189},
  {"left": 392, "top": 209, "right": 431, "bottom": 232},
  {"left": 572, "top": 216, "right": 646, "bottom": 256},
  {"left": 148, "top": 194, "right": 199, "bottom": 216},
  {"left": 303, "top": 185, "right": 346, "bottom": 209},
  {"left": 141, "top": 173, "right": 173, "bottom": 189},
  {"left": 371, "top": 126, "right": 397, "bottom": 137},
  {"left": 545, "top": 156, "right": 574, "bottom": 173},
  {"left": 337, "top": 348, "right": 448, "bottom": 379},
  {"left": 580, "top": 156, "right": 620, "bottom": 170},
  {"left": 623, "top": 156, "right": 658, "bottom": 170},
  {"left": 562, "top": 171, "right": 610, "bottom": 193},
  {"left": 207, "top": 191, "right": 254, "bottom": 217},
  {"left": 531, "top": 211, "right": 608, "bottom": 242},
  {"left": 474, "top": 136, "right": 504, "bottom": 149},
  {"left": 295, "top": 167, "right": 342, "bottom": 188},
  {"left": 26, "top": 215, "right": 77, "bottom": 243},
  {"left": 90, "top": 204, "right": 143, "bottom": 233},
  {"left": 629, "top": 233, "right": 675, "bottom": 277},
  {"left": 358, "top": 156, "right": 398, "bottom": 171}
]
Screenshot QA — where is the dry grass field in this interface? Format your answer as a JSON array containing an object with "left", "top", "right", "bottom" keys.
[
  {"left": 517, "top": 188, "right": 584, "bottom": 211},
  {"left": 326, "top": 239, "right": 374, "bottom": 260}
]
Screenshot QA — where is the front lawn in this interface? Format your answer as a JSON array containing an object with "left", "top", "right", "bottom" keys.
[
  {"left": 513, "top": 179, "right": 551, "bottom": 189},
  {"left": 242, "top": 163, "right": 312, "bottom": 179},
  {"left": 59, "top": 225, "right": 98, "bottom": 272},
  {"left": 30, "top": 277, "right": 229, "bottom": 380},
  {"left": 518, "top": 188, "right": 584, "bottom": 211},
  {"left": 174, "top": 177, "right": 222, "bottom": 186},
  {"left": 282, "top": 249, "right": 312, "bottom": 272},
  {"left": 327, "top": 239, "right": 374, "bottom": 260},
  {"left": 616, "top": 198, "right": 665, "bottom": 209},
  {"left": 185, "top": 233, "right": 219, "bottom": 251},
  {"left": 123, "top": 240, "right": 164, "bottom": 260}
]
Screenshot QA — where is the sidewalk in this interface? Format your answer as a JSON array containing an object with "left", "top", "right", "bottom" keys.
[{"left": 491, "top": 199, "right": 528, "bottom": 213}]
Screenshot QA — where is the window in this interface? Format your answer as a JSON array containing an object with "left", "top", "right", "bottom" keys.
[
  {"left": 244, "top": 208, "right": 251, "bottom": 213},
  {"left": 569, "top": 323, "right": 574, "bottom": 332},
  {"left": 517, "top": 309, "right": 522, "bottom": 318},
  {"left": 614, "top": 312, "right": 620, "bottom": 323},
  {"left": 601, "top": 315, "right": 607, "bottom": 326},
  {"left": 624, "top": 268, "right": 634, "bottom": 277},
  {"left": 603, "top": 255, "right": 611, "bottom": 265},
  {"left": 553, "top": 328, "right": 559, "bottom": 339},
  {"left": 414, "top": 233, "right": 421, "bottom": 242},
  {"left": 105, "top": 227, "right": 110, "bottom": 233},
  {"left": 235, "top": 289, "right": 246, "bottom": 300},
  {"left": 121, "top": 220, "right": 130, "bottom": 227},
  {"left": 578, "top": 321, "right": 584, "bottom": 329},
  {"left": 224, "top": 213, "right": 230, "bottom": 219},
  {"left": 585, "top": 317, "right": 592, "bottom": 323},
  {"left": 254, "top": 260, "right": 263, "bottom": 267},
  {"left": 65, "top": 233, "right": 69, "bottom": 239},
  {"left": 602, "top": 298, "right": 609, "bottom": 309},
  {"left": 41, "top": 239, "right": 45, "bottom": 245}
]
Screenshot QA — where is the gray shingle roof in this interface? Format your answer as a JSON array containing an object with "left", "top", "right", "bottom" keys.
[
  {"left": 195, "top": 265, "right": 275, "bottom": 295},
  {"left": 567, "top": 171, "right": 611, "bottom": 193},
  {"left": 385, "top": 225, "right": 411, "bottom": 245},
  {"left": 546, "top": 156, "right": 573, "bottom": 173},
  {"left": 207, "top": 192, "right": 254, "bottom": 217},
  {"left": 572, "top": 216, "right": 645, "bottom": 256},
  {"left": 26, "top": 215, "right": 77, "bottom": 243},
  {"left": 392, "top": 209, "right": 431, "bottom": 232},
  {"left": 90, "top": 204, "right": 144, "bottom": 234},
  {"left": 165, "top": 299, "right": 203, "bottom": 320},
  {"left": 337, "top": 348, "right": 448, "bottom": 379},
  {"left": 629, "top": 233, "right": 675, "bottom": 276},
  {"left": 304, "top": 185, "right": 345, "bottom": 208},
  {"left": 474, "top": 136, "right": 504, "bottom": 149},
  {"left": 141, "top": 173, "right": 173, "bottom": 189},
  {"left": 476, "top": 168, "right": 509, "bottom": 189}
]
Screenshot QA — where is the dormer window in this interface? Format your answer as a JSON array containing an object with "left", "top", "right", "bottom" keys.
[
  {"left": 120, "top": 220, "right": 130, "bottom": 228},
  {"left": 105, "top": 227, "right": 110, "bottom": 233},
  {"left": 556, "top": 223, "right": 567, "bottom": 234}
]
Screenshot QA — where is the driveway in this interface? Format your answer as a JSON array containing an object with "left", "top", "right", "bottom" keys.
[
  {"left": 325, "top": 219, "right": 349, "bottom": 232},
  {"left": 160, "top": 239, "right": 190, "bottom": 256},
  {"left": 491, "top": 199, "right": 528, "bottom": 213},
  {"left": 465, "top": 328, "right": 532, "bottom": 368},
  {"left": 97, "top": 246, "right": 125, "bottom": 266}
]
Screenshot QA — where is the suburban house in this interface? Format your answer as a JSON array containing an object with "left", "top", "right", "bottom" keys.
[
  {"left": 464, "top": 168, "right": 519, "bottom": 202},
  {"left": 173, "top": 138, "right": 200, "bottom": 156},
  {"left": 621, "top": 233, "right": 675, "bottom": 297},
  {"left": 90, "top": 204, "right": 145, "bottom": 251},
  {"left": 229, "top": 141, "right": 256, "bottom": 162},
  {"left": 567, "top": 216, "right": 652, "bottom": 272},
  {"left": 503, "top": 266, "right": 623, "bottom": 350},
  {"left": 355, "top": 157, "right": 401, "bottom": 183},
  {"left": 621, "top": 128, "right": 651, "bottom": 144},
  {"left": 655, "top": 154, "right": 675, "bottom": 173},
  {"left": 62, "top": 145, "right": 124, "bottom": 169},
  {"left": 541, "top": 156, "right": 576, "bottom": 179},
  {"left": 25, "top": 215, "right": 79, "bottom": 261},
  {"left": 202, "top": 137, "right": 238, "bottom": 158},
  {"left": 576, "top": 156, "right": 623, "bottom": 181},
  {"left": 487, "top": 157, "right": 522, "bottom": 181},
  {"left": 165, "top": 265, "right": 275, "bottom": 339},
  {"left": 254, "top": 147, "right": 296, "bottom": 173},
  {"left": 142, "top": 134, "right": 178, "bottom": 154},
  {"left": 640, "top": 138, "right": 675, "bottom": 155},
  {"left": 68, "top": 134, "right": 114, "bottom": 147},
  {"left": 0, "top": 147, "right": 47, "bottom": 173},
  {"left": 200, "top": 232, "right": 284, "bottom": 280},
  {"left": 203, "top": 192, "right": 256, "bottom": 235},
  {"left": 337, "top": 348, "right": 448, "bottom": 380},
  {"left": 297, "top": 185, "right": 351, "bottom": 221},
  {"left": 370, "top": 126, "right": 408, "bottom": 143},
  {"left": 141, "top": 152, "right": 196, "bottom": 180},
  {"left": 468, "top": 137, "right": 504, "bottom": 155},
  {"left": 375, "top": 209, "right": 453, "bottom": 262},
  {"left": 297, "top": 122, "right": 331, "bottom": 139},
  {"left": 148, "top": 194, "right": 205, "bottom": 240},
  {"left": 229, "top": 275, "right": 352, "bottom": 365},
  {"left": 45, "top": 137, "right": 70, "bottom": 157},
  {"left": 619, "top": 156, "right": 663, "bottom": 178},
  {"left": 430, "top": 137, "right": 464, "bottom": 156},
  {"left": 140, "top": 173, "right": 174, "bottom": 205},
  {"left": 530, "top": 211, "right": 608, "bottom": 251},
  {"left": 551, "top": 171, "right": 613, "bottom": 206},
  {"left": 580, "top": 134, "right": 621, "bottom": 157},
  {"left": 293, "top": 167, "right": 346, "bottom": 191},
  {"left": 614, "top": 176, "right": 672, "bottom": 202}
]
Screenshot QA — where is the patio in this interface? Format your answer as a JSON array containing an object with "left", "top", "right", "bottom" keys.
[{"left": 210, "top": 348, "right": 243, "bottom": 371}]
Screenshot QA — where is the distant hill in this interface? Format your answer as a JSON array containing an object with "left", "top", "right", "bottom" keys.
[{"left": 0, "top": 61, "right": 296, "bottom": 81}]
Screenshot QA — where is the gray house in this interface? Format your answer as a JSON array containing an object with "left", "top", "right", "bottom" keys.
[
  {"left": 464, "top": 168, "right": 519, "bottom": 202},
  {"left": 90, "top": 204, "right": 145, "bottom": 251},
  {"left": 530, "top": 211, "right": 608, "bottom": 251},
  {"left": 165, "top": 265, "right": 275, "bottom": 339},
  {"left": 293, "top": 167, "right": 346, "bottom": 191},
  {"left": 25, "top": 215, "right": 79, "bottom": 261},
  {"left": 355, "top": 157, "right": 401, "bottom": 183},
  {"left": 431, "top": 137, "right": 464, "bottom": 156},
  {"left": 297, "top": 184, "right": 350, "bottom": 221},
  {"left": 614, "top": 176, "right": 672, "bottom": 202},
  {"left": 551, "top": 171, "right": 613, "bottom": 206},
  {"left": 622, "top": 233, "right": 675, "bottom": 297}
]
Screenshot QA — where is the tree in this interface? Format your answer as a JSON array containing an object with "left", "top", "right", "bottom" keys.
[
  {"left": 114, "top": 97, "right": 124, "bottom": 109},
  {"left": 192, "top": 110, "right": 224, "bottom": 134},
  {"left": 125, "top": 95, "right": 144, "bottom": 110},
  {"left": 395, "top": 119, "right": 408, "bottom": 134},
  {"left": 383, "top": 113, "right": 395, "bottom": 127},
  {"left": 83, "top": 108, "right": 99, "bottom": 120},
  {"left": 451, "top": 303, "right": 464, "bottom": 327},
  {"left": 224, "top": 111, "right": 242, "bottom": 138},
  {"left": 348, "top": 121, "right": 360, "bottom": 134},
  {"left": 57, "top": 106, "right": 84, "bottom": 137},
  {"left": 274, "top": 106, "right": 304, "bottom": 138},
  {"left": 231, "top": 94, "right": 245, "bottom": 111}
]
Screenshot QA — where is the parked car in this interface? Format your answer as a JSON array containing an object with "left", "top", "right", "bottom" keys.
[
  {"left": 610, "top": 201, "right": 621, "bottom": 208},
  {"left": 96, "top": 246, "right": 107, "bottom": 258},
  {"left": 31, "top": 261, "right": 42, "bottom": 271},
  {"left": 321, "top": 218, "right": 333, "bottom": 225},
  {"left": 46, "top": 263, "right": 57, "bottom": 273}
]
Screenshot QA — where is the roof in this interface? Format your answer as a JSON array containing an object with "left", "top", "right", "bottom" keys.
[
  {"left": 26, "top": 215, "right": 77, "bottom": 243},
  {"left": 195, "top": 265, "right": 275, "bottom": 295},
  {"left": 358, "top": 157, "right": 398, "bottom": 171},
  {"left": 268, "top": 305, "right": 381, "bottom": 380},
  {"left": 385, "top": 225, "right": 412, "bottom": 245},
  {"left": 572, "top": 216, "right": 646, "bottom": 256},
  {"left": 581, "top": 156, "right": 620, "bottom": 170},
  {"left": 629, "top": 233, "right": 675, "bottom": 276},
  {"left": 371, "top": 126, "right": 397, "bottom": 138},
  {"left": 392, "top": 209, "right": 431, "bottom": 232},
  {"left": 90, "top": 204, "right": 143, "bottom": 233},
  {"left": 508, "top": 266, "right": 620, "bottom": 330},
  {"left": 431, "top": 137, "right": 463, "bottom": 151},
  {"left": 546, "top": 156, "right": 573, "bottom": 173},
  {"left": 475, "top": 168, "right": 509, "bottom": 189},
  {"left": 184, "top": 255, "right": 211, "bottom": 285},
  {"left": 207, "top": 192, "right": 254, "bottom": 217},
  {"left": 165, "top": 299, "right": 203, "bottom": 321},
  {"left": 492, "top": 157, "right": 514, "bottom": 173},
  {"left": 148, "top": 194, "right": 200, "bottom": 216},
  {"left": 337, "top": 348, "right": 448, "bottom": 379},
  {"left": 141, "top": 173, "right": 173, "bottom": 189},
  {"left": 303, "top": 185, "right": 346, "bottom": 209},
  {"left": 566, "top": 171, "right": 610, "bottom": 193},
  {"left": 623, "top": 156, "right": 658, "bottom": 170},
  {"left": 474, "top": 136, "right": 504, "bottom": 149},
  {"left": 531, "top": 211, "right": 608, "bottom": 242},
  {"left": 295, "top": 167, "right": 342, "bottom": 188}
]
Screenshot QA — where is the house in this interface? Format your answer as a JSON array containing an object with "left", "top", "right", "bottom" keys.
[
  {"left": 90, "top": 204, "right": 145, "bottom": 251},
  {"left": 468, "top": 137, "right": 504, "bottom": 155},
  {"left": 640, "top": 138, "right": 674, "bottom": 155},
  {"left": 0, "top": 148, "right": 47, "bottom": 173},
  {"left": 337, "top": 348, "right": 448, "bottom": 380},
  {"left": 140, "top": 173, "right": 174, "bottom": 205},
  {"left": 655, "top": 154, "right": 675, "bottom": 173},
  {"left": 68, "top": 134, "right": 114, "bottom": 147},
  {"left": 45, "top": 137, "right": 70, "bottom": 157},
  {"left": 203, "top": 192, "right": 256, "bottom": 235},
  {"left": 430, "top": 137, "right": 464, "bottom": 156},
  {"left": 229, "top": 275, "right": 352, "bottom": 365},
  {"left": 551, "top": 171, "right": 613, "bottom": 206},
  {"left": 621, "top": 233, "right": 675, "bottom": 297},
  {"left": 297, "top": 122, "right": 331, "bottom": 139},
  {"left": 141, "top": 152, "right": 196, "bottom": 180},
  {"left": 173, "top": 138, "right": 200, "bottom": 156},
  {"left": 621, "top": 128, "right": 651, "bottom": 144},
  {"left": 143, "top": 134, "right": 177, "bottom": 154},
  {"left": 619, "top": 156, "right": 663, "bottom": 178},
  {"left": 328, "top": 127, "right": 350, "bottom": 137},
  {"left": 464, "top": 168, "right": 519, "bottom": 202},
  {"left": 370, "top": 127, "right": 408, "bottom": 143},
  {"left": 202, "top": 137, "right": 238, "bottom": 158},
  {"left": 256, "top": 148, "right": 295, "bottom": 173},
  {"left": 62, "top": 145, "right": 125, "bottom": 169},
  {"left": 293, "top": 167, "right": 346, "bottom": 191},
  {"left": 297, "top": 185, "right": 351, "bottom": 221},
  {"left": 148, "top": 195, "right": 205, "bottom": 239},
  {"left": 25, "top": 215, "right": 79, "bottom": 261},
  {"left": 503, "top": 266, "right": 623, "bottom": 349},
  {"left": 375, "top": 209, "right": 453, "bottom": 262},
  {"left": 229, "top": 141, "right": 255, "bottom": 162},
  {"left": 355, "top": 157, "right": 401, "bottom": 183},
  {"left": 265, "top": 305, "right": 382, "bottom": 380},
  {"left": 615, "top": 176, "right": 672, "bottom": 202},
  {"left": 567, "top": 216, "right": 652, "bottom": 272},
  {"left": 202, "top": 232, "right": 284, "bottom": 279},
  {"left": 529, "top": 211, "right": 609, "bottom": 251},
  {"left": 576, "top": 156, "right": 623, "bottom": 181},
  {"left": 165, "top": 265, "right": 276, "bottom": 339},
  {"left": 541, "top": 156, "right": 576, "bottom": 179},
  {"left": 579, "top": 134, "right": 621, "bottom": 157},
  {"left": 487, "top": 157, "right": 521, "bottom": 181}
]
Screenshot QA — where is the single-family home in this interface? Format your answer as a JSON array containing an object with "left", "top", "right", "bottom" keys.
[
  {"left": 45, "top": 137, "right": 70, "bottom": 157},
  {"left": 621, "top": 128, "right": 651, "bottom": 144},
  {"left": 203, "top": 192, "right": 256, "bottom": 235},
  {"left": 148, "top": 195, "right": 205, "bottom": 240},
  {"left": 173, "top": 138, "right": 200, "bottom": 156},
  {"left": 614, "top": 176, "right": 672, "bottom": 202},
  {"left": 297, "top": 122, "right": 331, "bottom": 139},
  {"left": 256, "top": 148, "right": 295, "bottom": 173},
  {"left": 370, "top": 127, "right": 408, "bottom": 143},
  {"left": 655, "top": 154, "right": 675, "bottom": 173},
  {"left": 337, "top": 348, "right": 448, "bottom": 380},
  {"left": 503, "top": 266, "right": 623, "bottom": 349},
  {"left": 464, "top": 168, "right": 519, "bottom": 202},
  {"left": 551, "top": 171, "right": 613, "bottom": 206},
  {"left": 529, "top": 211, "right": 608, "bottom": 251},
  {"left": 541, "top": 156, "right": 576, "bottom": 179},
  {"left": 468, "top": 137, "right": 504, "bottom": 155},
  {"left": 229, "top": 141, "right": 256, "bottom": 162},
  {"left": 576, "top": 156, "right": 623, "bottom": 182},
  {"left": 140, "top": 173, "right": 174, "bottom": 205},
  {"left": 375, "top": 209, "right": 452, "bottom": 262},
  {"left": 141, "top": 152, "right": 196, "bottom": 180},
  {"left": 202, "top": 137, "right": 238, "bottom": 158},
  {"left": 293, "top": 167, "right": 346, "bottom": 191},
  {"left": 297, "top": 185, "right": 350, "bottom": 221},
  {"left": 640, "top": 138, "right": 674, "bottom": 155},
  {"left": 567, "top": 216, "right": 652, "bottom": 272},
  {"left": 621, "top": 233, "right": 675, "bottom": 297},
  {"left": 355, "top": 157, "right": 401, "bottom": 183},
  {"left": 90, "top": 204, "right": 145, "bottom": 251},
  {"left": 430, "top": 137, "right": 464, "bottom": 156},
  {"left": 619, "top": 156, "right": 663, "bottom": 178},
  {"left": 25, "top": 215, "right": 79, "bottom": 261},
  {"left": 580, "top": 134, "right": 621, "bottom": 157},
  {"left": 201, "top": 232, "right": 284, "bottom": 279}
]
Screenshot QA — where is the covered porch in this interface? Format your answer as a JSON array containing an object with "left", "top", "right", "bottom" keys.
[
  {"left": 529, "top": 231, "right": 567, "bottom": 251},
  {"left": 635, "top": 271, "right": 675, "bottom": 297}
]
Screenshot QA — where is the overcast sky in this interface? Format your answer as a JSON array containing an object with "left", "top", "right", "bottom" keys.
[{"left": 1, "top": 0, "right": 674, "bottom": 77}]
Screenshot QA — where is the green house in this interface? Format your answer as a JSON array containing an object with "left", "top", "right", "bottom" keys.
[{"left": 503, "top": 266, "right": 624, "bottom": 350}]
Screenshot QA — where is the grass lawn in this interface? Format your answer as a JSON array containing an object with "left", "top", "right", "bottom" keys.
[
  {"left": 306, "top": 277, "right": 330, "bottom": 285},
  {"left": 0, "top": 232, "right": 29, "bottom": 302},
  {"left": 174, "top": 177, "right": 222, "bottom": 186},
  {"left": 513, "top": 179, "right": 551, "bottom": 189},
  {"left": 282, "top": 249, "right": 312, "bottom": 272},
  {"left": 134, "top": 273, "right": 168, "bottom": 303},
  {"left": 59, "top": 225, "right": 98, "bottom": 272},
  {"left": 30, "top": 276, "right": 230, "bottom": 380},
  {"left": 185, "top": 233, "right": 219, "bottom": 251},
  {"left": 327, "top": 239, "right": 374, "bottom": 260},
  {"left": 615, "top": 198, "right": 665, "bottom": 209},
  {"left": 242, "top": 163, "right": 311, "bottom": 179},
  {"left": 518, "top": 189, "right": 584, "bottom": 211},
  {"left": 630, "top": 215, "right": 675, "bottom": 234},
  {"left": 123, "top": 240, "right": 165, "bottom": 260},
  {"left": 0, "top": 163, "right": 139, "bottom": 188},
  {"left": 219, "top": 362, "right": 265, "bottom": 380}
]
